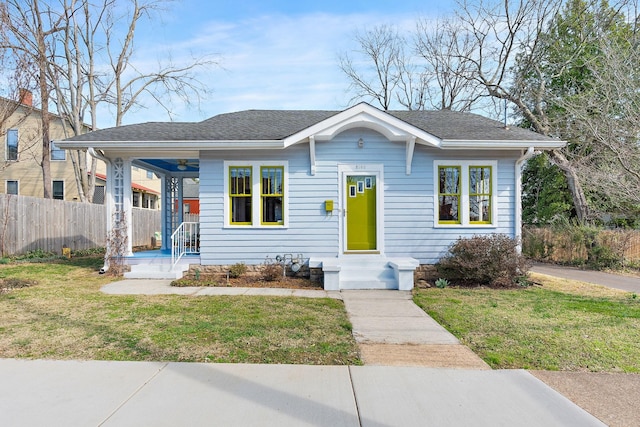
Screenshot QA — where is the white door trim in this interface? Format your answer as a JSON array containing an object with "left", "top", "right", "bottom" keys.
[{"left": 338, "top": 164, "right": 385, "bottom": 255}]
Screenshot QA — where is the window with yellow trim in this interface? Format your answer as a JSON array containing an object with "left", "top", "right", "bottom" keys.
[
  {"left": 469, "top": 166, "right": 492, "bottom": 224},
  {"left": 225, "top": 161, "right": 288, "bottom": 228},
  {"left": 229, "top": 166, "right": 252, "bottom": 224},
  {"left": 434, "top": 161, "right": 497, "bottom": 227},
  {"left": 261, "top": 166, "right": 284, "bottom": 225},
  {"left": 438, "top": 166, "right": 461, "bottom": 223}
]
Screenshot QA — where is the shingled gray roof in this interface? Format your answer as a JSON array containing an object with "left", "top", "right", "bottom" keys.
[{"left": 64, "top": 107, "right": 556, "bottom": 143}]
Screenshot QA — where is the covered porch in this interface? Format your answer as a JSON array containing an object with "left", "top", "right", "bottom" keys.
[{"left": 98, "top": 153, "right": 201, "bottom": 278}]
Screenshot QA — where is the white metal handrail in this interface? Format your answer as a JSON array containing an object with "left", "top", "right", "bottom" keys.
[{"left": 171, "top": 222, "right": 200, "bottom": 268}]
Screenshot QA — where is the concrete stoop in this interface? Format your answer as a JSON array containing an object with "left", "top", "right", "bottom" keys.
[
  {"left": 124, "top": 263, "right": 189, "bottom": 280},
  {"left": 309, "top": 256, "right": 419, "bottom": 290}
]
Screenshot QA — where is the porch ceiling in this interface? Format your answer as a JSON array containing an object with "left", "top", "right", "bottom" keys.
[{"left": 136, "top": 159, "right": 200, "bottom": 173}]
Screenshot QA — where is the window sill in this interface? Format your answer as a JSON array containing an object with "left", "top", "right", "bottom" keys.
[
  {"left": 223, "top": 225, "right": 289, "bottom": 230},
  {"left": 434, "top": 223, "right": 497, "bottom": 229}
]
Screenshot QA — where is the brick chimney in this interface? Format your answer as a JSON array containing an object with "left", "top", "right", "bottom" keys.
[{"left": 19, "top": 88, "right": 33, "bottom": 107}]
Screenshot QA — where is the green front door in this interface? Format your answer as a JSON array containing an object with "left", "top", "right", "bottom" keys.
[{"left": 346, "top": 175, "right": 376, "bottom": 251}]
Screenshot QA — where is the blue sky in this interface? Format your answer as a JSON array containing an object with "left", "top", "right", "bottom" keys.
[{"left": 112, "top": 0, "right": 457, "bottom": 127}]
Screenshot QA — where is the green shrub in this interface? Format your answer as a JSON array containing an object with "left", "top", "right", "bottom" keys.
[
  {"left": 435, "top": 278, "right": 449, "bottom": 289},
  {"left": 436, "top": 234, "right": 529, "bottom": 287},
  {"left": 72, "top": 247, "right": 106, "bottom": 257},
  {"left": 228, "top": 262, "right": 247, "bottom": 278}
]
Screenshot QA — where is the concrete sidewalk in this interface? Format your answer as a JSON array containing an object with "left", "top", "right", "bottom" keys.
[{"left": 0, "top": 359, "right": 604, "bottom": 427}]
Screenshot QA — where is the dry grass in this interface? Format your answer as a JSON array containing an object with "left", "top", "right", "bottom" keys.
[
  {"left": 0, "top": 257, "right": 360, "bottom": 365},
  {"left": 529, "top": 272, "right": 630, "bottom": 298}
]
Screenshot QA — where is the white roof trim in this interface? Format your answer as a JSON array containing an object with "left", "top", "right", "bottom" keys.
[
  {"left": 441, "top": 139, "right": 565, "bottom": 150},
  {"left": 54, "top": 140, "right": 284, "bottom": 150},
  {"left": 283, "top": 103, "right": 442, "bottom": 148}
]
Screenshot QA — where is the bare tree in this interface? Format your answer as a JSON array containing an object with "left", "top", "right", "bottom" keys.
[
  {"left": 49, "top": 0, "right": 105, "bottom": 203},
  {"left": 414, "top": 17, "right": 483, "bottom": 111},
  {"left": 339, "top": 21, "right": 492, "bottom": 112},
  {"left": 339, "top": 25, "right": 408, "bottom": 111},
  {"left": 558, "top": 37, "right": 640, "bottom": 215},
  {"left": 1, "top": 0, "right": 65, "bottom": 199},
  {"left": 102, "top": 0, "right": 216, "bottom": 126},
  {"left": 4, "top": 0, "right": 217, "bottom": 202}
]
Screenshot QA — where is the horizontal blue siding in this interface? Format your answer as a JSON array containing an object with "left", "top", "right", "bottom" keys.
[{"left": 198, "top": 128, "right": 519, "bottom": 265}]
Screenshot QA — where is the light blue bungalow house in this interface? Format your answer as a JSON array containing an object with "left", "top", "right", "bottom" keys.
[{"left": 57, "top": 103, "right": 564, "bottom": 290}]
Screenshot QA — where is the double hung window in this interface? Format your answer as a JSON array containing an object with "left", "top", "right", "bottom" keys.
[
  {"left": 435, "top": 161, "right": 496, "bottom": 227},
  {"left": 225, "top": 162, "right": 287, "bottom": 227},
  {"left": 229, "top": 166, "right": 252, "bottom": 224}
]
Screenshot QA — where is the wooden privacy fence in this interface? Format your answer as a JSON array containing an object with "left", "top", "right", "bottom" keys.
[
  {"left": 0, "top": 194, "right": 161, "bottom": 256},
  {"left": 523, "top": 226, "right": 640, "bottom": 264}
]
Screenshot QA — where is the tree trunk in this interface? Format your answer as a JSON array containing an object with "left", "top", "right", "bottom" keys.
[
  {"left": 40, "top": 71, "right": 52, "bottom": 199},
  {"left": 548, "top": 150, "right": 589, "bottom": 222}
]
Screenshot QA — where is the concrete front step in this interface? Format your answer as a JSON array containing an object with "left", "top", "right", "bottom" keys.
[
  {"left": 124, "top": 263, "right": 189, "bottom": 280},
  {"left": 339, "top": 260, "right": 396, "bottom": 290},
  {"left": 309, "top": 256, "right": 419, "bottom": 290}
]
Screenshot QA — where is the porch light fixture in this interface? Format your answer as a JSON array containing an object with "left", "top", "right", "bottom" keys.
[{"left": 358, "top": 138, "right": 364, "bottom": 148}]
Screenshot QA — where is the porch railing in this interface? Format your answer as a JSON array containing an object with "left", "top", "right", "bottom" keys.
[{"left": 171, "top": 222, "right": 200, "bottom": 268}]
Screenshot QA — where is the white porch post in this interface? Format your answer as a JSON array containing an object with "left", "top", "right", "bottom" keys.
[{"left": 107, "top": 157, "right": 133, "bottom": 256}]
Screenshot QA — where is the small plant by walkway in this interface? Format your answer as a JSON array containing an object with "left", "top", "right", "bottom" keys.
[
  {"left": 0, "top": 257, "right": 360, "bottom": 365},
  {"left": 414, "top": 274, "right": 640, "bottom": 373}
]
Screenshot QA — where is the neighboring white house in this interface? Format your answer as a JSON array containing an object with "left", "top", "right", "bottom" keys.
[{"left": 57, "top": 103, "right": 564, "bottom": 289}]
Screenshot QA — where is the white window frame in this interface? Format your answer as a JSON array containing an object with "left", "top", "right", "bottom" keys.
[
  {"left": 6, "top": 180, "right": 19, "bottom": 195},
  {"left": 223, "top": 161, "right": 289, "bottom": 228},
  {"left": 433, "top": 160, "right": 498, "bottom": 228},
  {"left": 50, "top": 141, "right": 66, "bottom": 161},
  {"left": 5, "top": 129, "right": 18, "bottom": 161}
]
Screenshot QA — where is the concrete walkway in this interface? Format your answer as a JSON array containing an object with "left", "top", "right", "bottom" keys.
[
  {"left": 341, "top": 290, "right": 490, "bottom": 369},
  {"left": 101, "top": 279, "right": 342, "bottom": 299},
  {"left": 0, "top": 359, "right": 603, "bottom": 427}
]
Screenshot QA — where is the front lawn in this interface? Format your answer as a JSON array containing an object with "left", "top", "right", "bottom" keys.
[
  {"left": 0, "top": 257, "right": 360, "bottom": 365},
  {"left": 414, "top": 274, "right": 640, "bottom": 372}
]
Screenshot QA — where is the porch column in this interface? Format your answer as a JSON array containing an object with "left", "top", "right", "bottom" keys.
[
  {"left": 161, "top": 174, "right": 181, "bottom": 251},
  {"left": 107, "top": 157, "right": 133, "bottom": 256},
  {"left": 177, "top": 177, "right": 185, "bottom": 224}
]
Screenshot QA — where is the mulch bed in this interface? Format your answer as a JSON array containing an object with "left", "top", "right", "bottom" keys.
[{"left": 171, "top": 274, "right": 323, "bottom": 290}]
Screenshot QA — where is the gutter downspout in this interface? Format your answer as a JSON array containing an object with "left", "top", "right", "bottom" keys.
[
  {"left": 515, "top": 147, "right": 537, "bottom": 253},
  {"left": 89, "top": 148, "right": 111, "bottom": 274}
]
